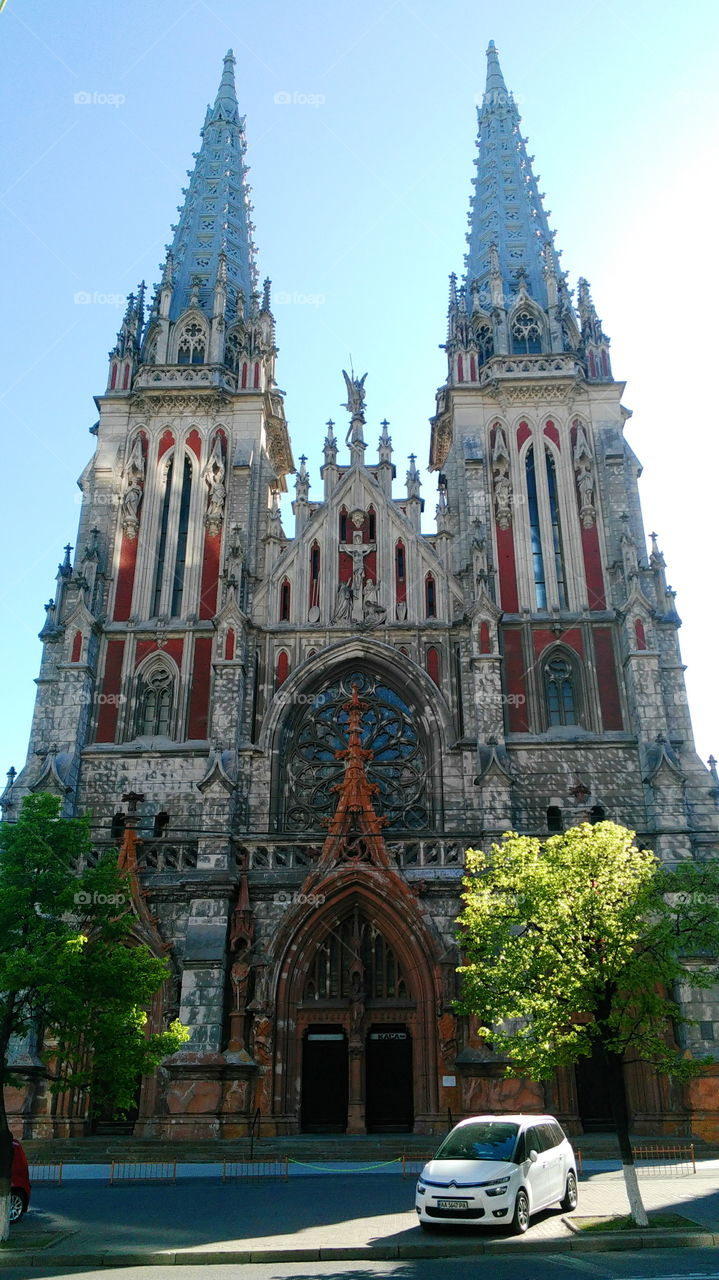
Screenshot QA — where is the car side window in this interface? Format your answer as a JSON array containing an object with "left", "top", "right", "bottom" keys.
[
  {"left": 524, "top": 1126, "right": 541, "bottom": 1157},
  {"left": 514, "top": 1131, "right": 527, "bottom": 1163},
  {"left": 549, "top": 1121, "right": 565, "bottom": 1147},
  {"left": 538, "top": 1123, "right": 558, "bottom": 1152}
]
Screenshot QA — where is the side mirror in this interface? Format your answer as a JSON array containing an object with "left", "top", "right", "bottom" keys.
[{"left": 529, "top": 1149, "right": 538, "bottom": 1163}]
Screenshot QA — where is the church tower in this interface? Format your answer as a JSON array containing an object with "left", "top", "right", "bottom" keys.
[{"left": 5, "top": 45, "right": 718, "bottom": 1142}]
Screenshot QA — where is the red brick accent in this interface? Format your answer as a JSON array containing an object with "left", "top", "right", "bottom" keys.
[
  {"left": 95, "top": 639, "right": 125, "bottom": 742},
  {"left": 187, "top": 636, "right": 213, "bottom": 739},
  {"left": 426, "top": 646, "right": 440, "bottom": 685},
  {"left": 113, "top": 532, "right": 139, "bottom": 621},
  {"left": 158, "top": 429, "right": 174, "bottom": 458},
  {"left": 134, "top": 638, "right": 184, "bottom": 669},
  {"left": 186, "top": 428, "right": 202, "bottom": 458},
  {"left": 517, "top": 420, "right": 531, "bottom": 450},
  {"left": 199, "top": 529, "right": 221, "bottom": 619},
  {"left": 581, "top": 523, "right": 607, "bottom": 608},
  {"left": 276, "top": 650, "right": 290, "bottom": 688},
  {"left": 635, "top": 618, "right": 647, "bottom": 650},
  {"left": 593, "top": 627, "right": 623, "bottom": 729},
  {"left": 480, "top": 622, "right": 491, "bottom": 654},
  {"left": 495, "top": 524, "right": 519, "bottom": 612},
  {"left": 544, "top": 420, "right": 560, "bottom": 448},
  {"left": 533, "top": 627, "right": 584, "bottom": 659},
  {"left": 502, "top": 629, "right": 529, "bottom": 732},
  {"left": 225, "top": 628, "right": 235, "bottom": 661},
  {"left": 70, "top": 631, "right": 82, "bottom": 663}
]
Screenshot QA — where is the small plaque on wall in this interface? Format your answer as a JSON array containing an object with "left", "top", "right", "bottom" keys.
[{"left": 442, "top": 1075, "right": 456, "bottom": 1087}]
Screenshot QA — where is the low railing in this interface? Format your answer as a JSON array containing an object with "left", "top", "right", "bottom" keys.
[
  {"left": 235, "top": 838, "right": 468, "bottom": 871},
  {"left": 109, "top": 1161, "right": 177, "bottom": 1184},
  {"left": 633, "top": 1143, "right": 696, "bottom": 1175},
  {"left": 222, "top": 1158, "right": 288, "bottom": 1181},
  {"left": 132, "top": 364, "right": 236, "bottom": 391},
  {"left": 29, "top": 1163, "right": 63, "bottom": 1185}
]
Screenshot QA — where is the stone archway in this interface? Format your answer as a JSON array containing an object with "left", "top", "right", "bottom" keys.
[{"left": 271, "top": 874, "right": 441, "bottom": 1133}]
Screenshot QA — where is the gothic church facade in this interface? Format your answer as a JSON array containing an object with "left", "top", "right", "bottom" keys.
[{"left": 5, "top": 45, "right": 719, "bottom": 1140}]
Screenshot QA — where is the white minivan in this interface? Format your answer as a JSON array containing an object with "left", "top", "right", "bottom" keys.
[{"left": 415, "top": 1114, "right": 578, "bottom": 1234}]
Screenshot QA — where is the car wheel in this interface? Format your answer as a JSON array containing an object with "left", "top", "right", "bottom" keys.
[
  {"left": 511, "top": 1188, "right": 530, "bottom": 1234},
  {"left": 560, "top": 1170, "right": 578, "bottom": 1212},
  {"left": 9, "top": 1190, "right": 26, "bottom": 1223}
]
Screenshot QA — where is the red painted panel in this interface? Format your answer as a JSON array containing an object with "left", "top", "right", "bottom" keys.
[
  {"left": 581, "top": 524, "right": 606, "bottom": 609},
  {"left": 225, "top": 628, "right": 235, "bottom": 660},
  {"left": 135, "top": 637, "right": 184, "bottom": 668},
  {"left": 71, "top": 631, "right": 83, "bottom": 663},
  {"left": 122, "top": 364, "right": 130, "bottom": 390},
  {"left": 338, "top": 551, "right": 353, "bottom": 584},
  {"left": 470, "top": 355, "right": 477, "bottom": 382},
  {"left": 593, "top": 627, "right": 623, "bottom": 730},
  {"left": 199, "top": 528, "right": 221, "bottom": 619},
  {"left": 113, "top": 532, "right": 139, "bottom": 621},
  {"left": 458, "top": 355, "right": 464, "bottom": 383},
  {"left": 544, "top": 420, "right": 560, "bottom": 448},
  {"left": 517, "top": 420, "right": 531, "bottom": 450},
  {"left": 395, "top": 540, "right": 407, "bottom": 605},
  {"left": 186, "top": 428, "right": 202, "bottom": 459},
  {"left": 495, "top": 524, "right": 519, "bottom": 613},
  {"left": 95, "top": 639, "right": 125, "bottom": 742},
  {"left": 426, "top": 646, "right": 440, "bottom": 685},
  {"left": 253, "top": 361, "right": 260, "bottom": 389},
  {"left": 276, "top": 650, "right": 290, "bottom": 688},
  {"left": 110, "top": 364, "right": 117, "bottom": 390},
  {"left": 634, "top": 618, "right": 647, "bottom": 650},
  {"left": 241, "top": 362, "right": 248, "bottom": 389},
  {"left": 187, "top": 636, "right": 213, "bottom": 739},
  {"left": 502, "top": 629, "right": 529, "bottom": 732},
  {"left": 158, "top": 429, "right": 174, "bottom": 458},
  {"left": 480, "top": 621, "right": 490, "bottom": 653},
  {"left": 532, "top": 627, "right": 584, "bottom": 659}
]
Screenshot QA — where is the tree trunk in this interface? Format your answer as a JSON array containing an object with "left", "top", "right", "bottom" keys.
[{"left": 604, "top": 1049, "right": 648, "bottom": 1228}]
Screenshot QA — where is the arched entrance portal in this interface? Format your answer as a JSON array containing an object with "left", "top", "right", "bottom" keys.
[{"left": 274, "top": 890, "right": 439, "bottom": 1133}]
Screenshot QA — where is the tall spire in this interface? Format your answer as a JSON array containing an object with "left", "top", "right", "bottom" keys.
[
  {"left": 161, "top": 50, "right": 257, "bottom": 324},
  {"left": 465, "top": 41, "right": 561, "bottom": 312}
]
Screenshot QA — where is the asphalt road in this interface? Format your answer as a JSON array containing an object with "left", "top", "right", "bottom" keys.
[{"left": 5, "top": 1251, "right": 719, "bottom": 1280}]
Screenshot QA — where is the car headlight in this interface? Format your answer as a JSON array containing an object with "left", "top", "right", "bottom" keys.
[
  {"left": 481, "top": 1175, "right": 511, "bottom": 1197},
  {"left": 416, "top": 1179, "right": 426, "bottom": 1194}
]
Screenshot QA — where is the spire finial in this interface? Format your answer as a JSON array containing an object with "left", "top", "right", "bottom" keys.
[{"left": 484, "top": 40, "right": 509, "bottom": 104}]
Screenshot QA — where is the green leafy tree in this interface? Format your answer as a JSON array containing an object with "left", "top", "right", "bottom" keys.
[
  {"left": 0, "top": 794, "right": 188, "bottom": 1238},
  {"left": 457, "top": 821, "right": 719, "bottom": 1226}
]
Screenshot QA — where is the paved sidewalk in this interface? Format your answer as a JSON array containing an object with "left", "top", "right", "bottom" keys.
[{"left": 2, "top": 1167, "right": 719, "bottom": 1265}]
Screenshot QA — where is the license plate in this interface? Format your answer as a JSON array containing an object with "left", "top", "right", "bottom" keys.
[{"left": 437, "top": 1198, "right": 469, "bottom": 1210}]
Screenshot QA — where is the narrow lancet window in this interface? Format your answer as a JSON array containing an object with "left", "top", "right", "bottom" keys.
[
  {"left": 152, "top": 459, "right": 174, "bottom": 616},
  {"left": 545, "top": 449, "right": 567, "bottom": 608},
  {"left": 171, "top": 456, "right": 193, "bottom": 616},
  {"left": 526, "top": 447, "right": 546, "bottom": 609},
  {"left": 544, "top": 655, "right": 577, "bottom": 726}
]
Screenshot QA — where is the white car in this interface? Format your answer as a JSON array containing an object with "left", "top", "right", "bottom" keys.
[{"left": 415, "top": 1114, "right": 578, "bottom": 1234}]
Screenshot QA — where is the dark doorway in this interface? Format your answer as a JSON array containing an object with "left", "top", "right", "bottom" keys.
[
  {"left": 575, "top": 1048, "right": 615, "bottom": 1131},
  {"left": 301, "top": 1027, "right": 348, "bottom": 1132},
  {"left": 365, "top": 1025, "right": 413, "bottom": 1132}
]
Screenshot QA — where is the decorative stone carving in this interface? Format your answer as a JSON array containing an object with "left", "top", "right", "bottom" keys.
[
  {"left": 121, "top": 435, "right": 145, "bottom": 538},
  {"left": 362, "top": 579, "right": 386, "bottom": 627},
  {"left": 492, "top": 426, "right": 512, "bottom": 529},
  {"left": 573, "top": 423, "right": 596, "bottom": 528},
  {"left": 204, "top": 437, "right": 226, "bottom": 535}
]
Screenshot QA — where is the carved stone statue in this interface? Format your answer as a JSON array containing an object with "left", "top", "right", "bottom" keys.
[
  {"left": 362, "top": 579, "right": 386, "bottom": 626},
  {"left": 332, "top": 579, "right": 352, "bottom": 623},
  {"left": 342, "top": 369, "right": 367, "bottom": 420},
  {"left": 492, "top": 427, "right": 512, "bottom": 530},
  {"left": 121, "top": 480, "right": 143, "bottom": 538},
  {"left": 204, "top": 437, "right": 226, "bottom": 535}
]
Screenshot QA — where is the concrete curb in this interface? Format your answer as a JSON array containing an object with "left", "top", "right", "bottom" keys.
[{"left": 2, "top": 1231, "right": 719, "bottom": 1266}]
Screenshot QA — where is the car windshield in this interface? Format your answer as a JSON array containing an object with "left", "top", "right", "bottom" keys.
[{"left": 434, "top": 1121, "right": 520, "bottom": 1162}]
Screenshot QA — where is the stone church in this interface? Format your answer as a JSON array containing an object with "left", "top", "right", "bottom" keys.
[{"left": 4, "top": 44, "right": 719, "bottom": 1140}]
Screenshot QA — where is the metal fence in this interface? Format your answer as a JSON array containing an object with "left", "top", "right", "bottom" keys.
[
  {"left": 109, "top": 1161, "right": 177, "bottom": 1184},
  {"left": 222, "top": 1159, "right": 289, "bottom": 1181}
]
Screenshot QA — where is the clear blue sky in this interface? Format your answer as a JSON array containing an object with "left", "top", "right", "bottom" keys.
[{"left": 1, "top": 0, "right": 718, "bottom": 777}]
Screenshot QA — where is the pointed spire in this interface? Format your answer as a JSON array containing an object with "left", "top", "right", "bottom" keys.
[
  {"left": 465, "top": 41, "right": 561, "bottom": 313},
  {"left": 158, "top": 50, "right": 258, "bottom": 325}
]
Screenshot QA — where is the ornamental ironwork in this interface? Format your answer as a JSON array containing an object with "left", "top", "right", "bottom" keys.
[{"left": 282, "top": 671, "right": 428, "bottom": 832}]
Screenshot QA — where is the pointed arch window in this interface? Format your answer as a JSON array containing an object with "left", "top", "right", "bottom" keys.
[
  {"left": 473, "top": 321, "right": 494, "bottom": 365},
  {"left": 368, "top": 506, "right": 376, "bottom": 541},
  {"left": 544, "top": 654, "right": 578, "bottom": 727},
  {"left": 511, "top": 310, "right": 542, "bottom": 355},
  {"left": 339, "top": 507, "right": 348, "bottom": 542},
  {"left": 137, "top": 665, "right": 175, "bottom": 737},
  {"left": 152, "top": 458, "right": 174, "bottom": 616},
  {"left": 545, "top": 449, "right": 567, "bottom": 608},
  {"left": 526, "top": 447, "right": 546, "bottom": 608},
  {"left": 170, "top": 456, "right": 193, "bottom": 616},
  {"left": 279, "top": 578, "right": 291, "bottom": 622},
  {"left": 177, "top": 320, "right": 205, "bottom": 365},
  {"left": 425, "top": 573, "right": 436, "bottom": 618},
  {"left": 303, "top": 912, "right": 409, "bottom": 1002},
  {"left": 309, "top": 542, "right": 321, "bottom": 612}
]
